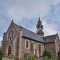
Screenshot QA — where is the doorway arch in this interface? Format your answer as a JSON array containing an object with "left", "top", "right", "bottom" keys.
[{"left": 8, "top": 45, "right": 11, "bottom": 56}]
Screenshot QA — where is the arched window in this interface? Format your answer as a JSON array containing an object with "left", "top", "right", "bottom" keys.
[{"left": 25, "top": 40, "right": 29, "bottom": 49}]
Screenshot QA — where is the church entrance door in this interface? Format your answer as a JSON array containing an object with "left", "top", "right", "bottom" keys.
[{"left": 8, "top": 45, "right": 11, "bottom": 56}]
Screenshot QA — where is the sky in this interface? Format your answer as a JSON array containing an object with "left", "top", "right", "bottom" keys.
[{"left": 0, "top": 0, "right": 60, "bottom": 46}]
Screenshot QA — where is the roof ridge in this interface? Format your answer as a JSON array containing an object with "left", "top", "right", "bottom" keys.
[
  {"left": 14, "top": 22, "right": 41, "bottom": 36},
  {"left": 13, "top": 22, "right": 44, "bottom": 43},
  {"left": 43, "top": 34, "right": 58, "bottom": 43},
  {"left": 43, "top": 34, "right": 57, "bottom": 38}
]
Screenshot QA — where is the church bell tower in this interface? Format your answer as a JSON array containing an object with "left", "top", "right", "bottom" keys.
[{"left": 36, "top": 18, "right": 44, "bottom": 36}]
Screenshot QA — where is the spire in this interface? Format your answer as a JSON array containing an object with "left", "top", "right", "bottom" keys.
[{"left": 36, "top": 18, "right": 44, "bottom": 36}]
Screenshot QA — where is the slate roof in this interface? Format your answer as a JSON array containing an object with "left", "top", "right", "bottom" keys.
[
  {"left": 13, "top": 23, "right": 57, "bottom": 43},
  {"left": 43, "top": 34, "right": 57, "bottom": 43},
  {"left": 14, "top": 23, "right": 44, "bottom": 43}
]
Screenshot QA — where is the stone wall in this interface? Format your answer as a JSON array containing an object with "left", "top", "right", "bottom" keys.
[
  {"left": 20, "top": 37, "right": 44, "bottom": 59},
  {"left": 44, "top": 42, "right": 56, "bottom": 55},
  {"left": 2, "top": 22, "right": 20, "bottom": 56},
  {"left": 55, "top": 35, "right": 60, "bottom": 55}
]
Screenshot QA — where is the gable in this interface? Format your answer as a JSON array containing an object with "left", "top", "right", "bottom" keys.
[
  {"left": 43, "top": 34, "right": 58, "bottom": 43},
  {"left": 4, "top": 21, "right": 21, "bottom": 41},
  {"left": 6, "top": 20, "right": 20, "bottom": 34}
]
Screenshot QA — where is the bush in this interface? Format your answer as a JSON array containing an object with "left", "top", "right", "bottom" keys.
[
  {"left": 24, "top": 52, "right": 36, "bottom": 60},
  {"left": 0, "top": 48, "right": 3, "bottom": 60},
  {"left": 34, "top": 55, "right": 38, "bottom": 58},
  {"left": 43, "top": 49, "right": 52, "bottom": 59},
  {"left": 58, "top": 50, "right": 60, "bottom": 57},
  {"left": 52, "top": 55, "right": 57, "bottom": 59}
]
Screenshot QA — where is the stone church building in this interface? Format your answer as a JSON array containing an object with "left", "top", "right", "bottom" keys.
[{"left": 2, "top": 18, "right": 60, "bottom": 59}]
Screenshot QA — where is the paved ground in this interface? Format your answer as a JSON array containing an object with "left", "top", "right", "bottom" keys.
[
  {"left": 2, "top": 57, "right": 13, "bottom": 60},
  {"left": 2, "top": 57, "right": 43, "bottom": 60},
  {"left": 2, "top": 57, "right": 58, "bottom": 60}
]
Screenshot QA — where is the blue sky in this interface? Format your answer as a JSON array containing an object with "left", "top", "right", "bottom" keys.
[{"left": 0, "top": 0, "right": 60, "bottom": 46}]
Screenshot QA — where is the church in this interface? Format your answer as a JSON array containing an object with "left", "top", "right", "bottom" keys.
[{"left": 2, "top": 18, "right": 60, "bottom": 59}]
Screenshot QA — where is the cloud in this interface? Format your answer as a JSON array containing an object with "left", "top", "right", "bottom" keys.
[
  {"left": 0, "top": 0, "right": 57, "bottom": 21},
  {"left": 43, "top": 21, "right": 57, "bottom": 36},
  {"left": 0, "top": 0, "right": 60, "bottom": 22},
  {"left": 42, "top": 2, "right": 60, "bottom": 36},
  {"left": 0, "top": 0, "right": 60, "bottom": 46}
]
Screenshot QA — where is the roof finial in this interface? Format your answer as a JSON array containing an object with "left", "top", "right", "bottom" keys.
[
  {"left": 39, "top": 17, "right": 40, "bottom": 21},
  {"left": 12, "top": 20, "right": 13, "bottom": 23},
  {"left": 57, "top": 32, "right": 58, "bottom": 35},
  {"left": 38, "top": 17, "right": 42, "bottom": 23},
  {"left": 11, "top": 20, "right": 14, "bottom": 24}
]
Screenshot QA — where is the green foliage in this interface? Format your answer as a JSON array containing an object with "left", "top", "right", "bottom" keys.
[
  {"left": 43, "top": 49, "right": 52, "bottom": 59},
  {"left": 34, "top": 55, "right": 38, "bottom": 58},
  {"left": 52, "top": 55, "right": 57, "bottom": 59},
  {"left": 0, "top": 48, "right": 3, "bottom": 60},
  {"left": 58, "top": 50, "right": 60, "bottom": 57},
  {"left": 24, "top": 52, "right": 36, "bottom": 60}
]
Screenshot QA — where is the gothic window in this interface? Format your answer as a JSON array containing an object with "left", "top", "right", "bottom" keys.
[
  {"left": 8, "top": 29, "right": 14, "bottom": 40},
  {"left": 25, "top": 40, "right": 29, "bottom": 49}
]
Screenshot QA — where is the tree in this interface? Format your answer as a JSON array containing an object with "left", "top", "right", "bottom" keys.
[
  {"left": 0, "top": 48, "right": 3, "bottom": 60},
  {"left": 58, "top": 50, "right": 60, "bottom": 57}
]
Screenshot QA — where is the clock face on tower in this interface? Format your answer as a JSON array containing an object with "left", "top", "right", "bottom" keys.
[{"left": 8, "top": 29, "right": 14, "bottom": 40}]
